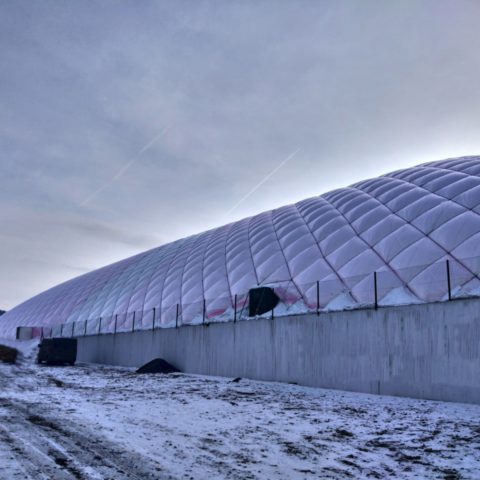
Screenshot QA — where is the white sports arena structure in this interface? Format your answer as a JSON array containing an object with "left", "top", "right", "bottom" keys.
[{"left": 1, "top": 157, "right": 480, "bottom": 339}]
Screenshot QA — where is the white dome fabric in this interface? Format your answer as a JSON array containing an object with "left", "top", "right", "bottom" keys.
[{"left": 2, "top": 157, "right": 480, "bottom": 338}]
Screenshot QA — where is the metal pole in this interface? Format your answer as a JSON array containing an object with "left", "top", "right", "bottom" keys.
[
  {"left": 84, "top": 320, "right": 87, "bottom": 336},
  {"left": 203, "top": 299, "right": 206, "bottom": 325},
  {"left": 176, "top": 304, "right": 179, "bottom": 328},
  {"left": 114, "top": 314, "right": 118, "bottom": 335},
  {"left": 72, "top": 322, "right": 75, "bottom": 338},
  {"left": 316, "top": 280, "right": 320, "bottom": 316},
  {"left": 446, "top": 259, "right": 452, "bottom": 301},
  {"left": 132, "top": 311, "right": 136, "bottom": 333},
  {"left": 98, "top": 317, "right": 102, "bottom": 335},
  {"left": 234, "top": 294, "right": 237, "bottom": 323},
  {"left": 152, "top": 307, "right": 156, "bottom": 331},
  {"left": 374, "top": 271, "right": 378, "bottom": 310},
  {"left": 60, "top": 323, "right": 63, "bottom": 338}
]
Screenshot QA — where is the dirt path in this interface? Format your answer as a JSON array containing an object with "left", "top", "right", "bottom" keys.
[
  {"left": 1, "top": 348, "right": 480, "bottom": 479},
  {"left": 0, "top": 396, "right": 170, "bottom": 480}
]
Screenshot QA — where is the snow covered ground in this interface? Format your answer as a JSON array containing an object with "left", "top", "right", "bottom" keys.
[{"left": 1, "top": 342, "right": 480, "bottom": 479}]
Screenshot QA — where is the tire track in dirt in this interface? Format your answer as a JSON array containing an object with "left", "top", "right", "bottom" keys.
[{"left": 0, "top": 397, "right": 172, "bottom": 480}]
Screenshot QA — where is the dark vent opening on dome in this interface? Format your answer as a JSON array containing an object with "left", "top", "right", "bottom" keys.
[{"left": 249, "top": 287, "right": 279, "bottom": 317}]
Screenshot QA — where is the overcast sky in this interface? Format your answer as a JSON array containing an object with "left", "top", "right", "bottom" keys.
[{"left": 1, "top": 0, "right": 480, "bottom": 309}]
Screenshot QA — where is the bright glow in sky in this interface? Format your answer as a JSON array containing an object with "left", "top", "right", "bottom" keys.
[{"left": 1, "top": 0, "right": 480, "bottom": 309}]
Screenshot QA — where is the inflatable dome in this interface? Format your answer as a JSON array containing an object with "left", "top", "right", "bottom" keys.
[{"left": 2, "top": 156, "right": 480, "bottom": 338}]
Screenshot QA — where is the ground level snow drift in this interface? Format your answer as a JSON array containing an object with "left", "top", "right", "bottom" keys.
[{"left": 0, "top": 353, "right": 479, "bottom": 479}]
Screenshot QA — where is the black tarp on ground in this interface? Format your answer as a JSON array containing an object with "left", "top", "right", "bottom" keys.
[
  {"left": 0, "top": 344, "right": 18, "bottom": 364},
  {"left": 136, "top": 358, "right": 180, "bottom": 374}
]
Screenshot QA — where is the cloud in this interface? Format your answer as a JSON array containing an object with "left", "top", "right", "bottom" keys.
[
  {"left": 225, "top": 148, "right": 301, "bottom": 217},
  {"left": 60, "top": 218, "right": 163, "bottom": 249},
  {"left": 1, "top": 0, "right": 480, "bottom": 308},
  {"left": 79, "top": 126, "right": 170, "bottom": 206}
]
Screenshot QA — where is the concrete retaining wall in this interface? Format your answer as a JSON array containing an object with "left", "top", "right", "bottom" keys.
[
  {"left": 77, "top": 298, "right": 480, "bottom": 404},
  {"left": 16, "top": 327, "right": 33, "bottom": 340}
]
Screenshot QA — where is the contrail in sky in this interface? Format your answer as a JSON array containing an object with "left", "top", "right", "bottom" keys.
[
  {"left": 225, "top": 147, "right": 301, "bottom": 217},
  {"left": 80, "top": 126, "right": 170, "bottom": 207}
]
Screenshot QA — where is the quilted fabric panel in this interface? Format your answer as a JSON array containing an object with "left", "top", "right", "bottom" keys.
[{"left": 2, "top": 156, "right": 480, "bottom": 337}]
